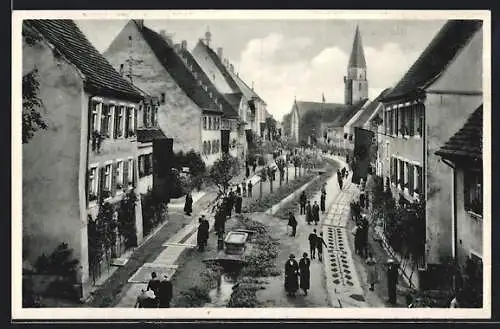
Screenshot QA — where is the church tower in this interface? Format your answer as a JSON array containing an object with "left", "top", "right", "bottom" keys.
[{"left": 344, "top": 26, "right": 368, "bottom": 105}]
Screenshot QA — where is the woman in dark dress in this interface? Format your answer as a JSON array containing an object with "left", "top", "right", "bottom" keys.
[
  {"left": 284, "top": 254, "right": 299, "bottom": 296},
  {"left": 299, "top": 253, "right": 311, "bottom": 295},
  {"left": 184, "top": 192, "right": 193, "bottom": 216},
  {"left": 320, "top": 192, "right": 326, "bottom": 213},
  {"left": 305, "top": 201, "right": 312, "bottom": 225}
]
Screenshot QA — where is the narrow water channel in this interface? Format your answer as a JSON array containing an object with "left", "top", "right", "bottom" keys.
[{"left": 204, "top": 274, "right": 237, "bottom": 307}]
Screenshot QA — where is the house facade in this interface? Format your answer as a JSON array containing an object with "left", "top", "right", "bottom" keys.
[
  {"left": 436, "top": 105, "right": 483, "bottom": 288},
  {"left": 103, "top": 20, "right": 224, "bottom": 167},
  {"left": 22, "top": 20, "right": 145, "bottom": 299},
  {"left": 379, "top": 20, "right": 483, "bottom": 287}
]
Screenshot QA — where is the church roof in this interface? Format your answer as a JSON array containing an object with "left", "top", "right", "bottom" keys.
[
  {"left": 294, "top": 101, "right": 345, "bottom": 119},
  {"left": 322, "top": 98, "right": 369, "bottom": 127},
  {"left": 24, "top": 20, "right": 143, "bottom": 102},
  {"left": 436, "top": 104, "right": 482, "bottom": 162},
  {"left": 136, "top": 22, "right": 222, "bottom": 113},
  {"left": 348, "top": 26, "right": 367, "bottom": 69},
  {"left": 382, "top": 20, "right": 482, "bottom": 102}
]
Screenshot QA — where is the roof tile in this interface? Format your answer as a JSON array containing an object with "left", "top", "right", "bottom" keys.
[{"left": 25, "top": 20, "right": 143, "bottom": 101}]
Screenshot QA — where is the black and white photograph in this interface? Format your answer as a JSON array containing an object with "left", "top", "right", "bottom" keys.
[{"left": 12, "top": 10, "right": 490, "bottom": 320}]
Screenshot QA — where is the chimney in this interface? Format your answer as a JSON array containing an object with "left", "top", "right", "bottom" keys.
[
  {"left": 217, "top": 47, "right": 223, "bottom": 59},
  {"left": 229, "top": 64, "right": 234, "bottom": 73},
  {"left": 181, "top": 40, "right": 187, "bottom": 50},
  {"left": 160, "top": 30, "right": 167, "bottom": 39},
  {"left": 174, "top": 43, "right": 181, "bottom": 52},
  {"left": 251, "top": 81, "right": 254, "bottom": 90},
  {"left": 224, "top": 59, "right": 229, "bottom": 67},
  {"left": 135, "top": 19, "right": 144, "bottom": 30},
  {"left": 119, "top": 63, "right": 125, "bottom": 76}
]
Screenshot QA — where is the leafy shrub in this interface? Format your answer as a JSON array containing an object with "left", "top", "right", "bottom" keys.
[{"left": 141, "top": 188, "right": 169, "bottom": 237}]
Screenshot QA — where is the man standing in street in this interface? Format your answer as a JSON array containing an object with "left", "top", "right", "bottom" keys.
[
  {"left": 337, "top": 169, "right": 343, "bottom": 190},
  {"left": 308, "top": 229, "right": 318, "bottom": 259},
  {"left": 306, "top": 200, "right": 312, "bottom": 225},
  {"left": 387, "top": 259, "right": 399, "bottom": 305},
  {"left": 158, "top": 275, "right": 173, "bottom": 308},
  {"left": 248, "top": 180, "right": 253, "bottom": 198},
  {"left": 299, "top": 191, "right": 307, "bottom": 215},
  {"left": 299, "top": 253, "right": 311, "bottom": 296},
  {"left": 312, "top": 201, "right": 320, "bottom": 225}
]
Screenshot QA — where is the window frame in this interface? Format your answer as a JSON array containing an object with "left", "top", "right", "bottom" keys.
[
  {"left": 103, "top": 163, "right": 113, "bottom": 197},
  {"left": 464, "top": 168, "right": 482, "bottom": 217},
  {"left": 88, "top": 165, "right": 99, "bottom": 202}
]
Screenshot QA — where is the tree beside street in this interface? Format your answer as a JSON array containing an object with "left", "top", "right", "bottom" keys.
[{"left": 208, "top": 153, "right": 240, "bottom": 196}]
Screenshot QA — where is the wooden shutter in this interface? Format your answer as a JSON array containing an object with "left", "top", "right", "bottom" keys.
[
  {"left": 134, "top": 107, "right": 138, "bottom": 133},
  {"left": 131, "top": 159, "right": 136, "bottom": 187},
  {"left": 98, "top": 167, "right": 105, "bottom": 203},
  {"left": 123, "top": 160, "right": 129, "bottom": 186},
  {"left": 125, "top": 108, "right": 130, "bottom": 138},
  {"left": 111, "top": 162, "right": 118, "bottom": 196},
  {"left": 113, "top": 107, "right": 119, "bottom": 139},
  {"left": 142, "top": 105, "right": 147, "bottom": 127}
]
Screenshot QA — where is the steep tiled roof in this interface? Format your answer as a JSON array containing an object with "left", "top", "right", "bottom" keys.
[
  {"left": 351, "top": 89, "right": 392, "bottom": 128},
  {"left": 348, "top": 26, "right": 367, "bottom": 69},
  {"left": 178, "top": 47, "right": 238, "bottom": 118},
  {"left": 195, "top": 40, "right": 241, "bottom": 93},
  {"left": 436, "top": 105, "right": 482, "bottom": 162},
  {"left": 382, "top": 20, "right": 483, "bottom": 102},
  {"left": 137, "top": 128, "right": 168, "bottom": 143},
  {"left": 25, "top": 20, "right": 142, "bottom": 101},
  {"left": 228, "top": 69, "right": 263, "bottom": 102},
  {"left": 137, "top": 24, "right": 221, "bottom": 113}
]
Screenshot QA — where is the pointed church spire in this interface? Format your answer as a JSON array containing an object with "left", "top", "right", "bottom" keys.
[{"left": 348, "top": 25, "right": 366, "bottom": 68}]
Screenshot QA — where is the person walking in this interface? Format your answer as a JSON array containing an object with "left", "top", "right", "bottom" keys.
[
  {"left": 308, "top": 229, "right": 318, "bottom": 259},
  {"left": 184, "top": 192, "right": 193, "bottom": 216},
  {"left": 252, "top": 161, "right": 257, "bottom": 173},
  {"left": 242, "top": 179, "right": 247, "bottom": 197},
  {"left": 214, "top": 207, "right": 226, "bottom": 236},
  {"left": 197, "top": 217, "right": 207, "bottom": 251},
  {"left": 337, "top": 169, "right": 343, "bottom": 190},
  {"left": 360, "top": 215, "right": 369, "bottom": 258},
  {"left": 352, "top": 224, "right": 361, "bottom": 256},
  {"left": 284, "top": 254, "right": 299, "bottom": 297},
  {"left": 201, "top": 215, "right": 210, "bottom": 249},
  {"left": 316, "top": 232, "right": 328, "bottom": 262},
  {"left": 387, "top": 259, "right": 399, "bottom": 305},
  {"left": 235, "top": 192, "right": 243, "bottom": 214},
  {"left": 288, "top": 211, "right": 298, "bottom": 237},
  {"left": 246, "top": 164, "right": 250, "bottom": 179},
  {"left": 299, "top": 253, "right": 311, "bottom": 296},
  {"left": 247, "top": 180, "right": 253, "bottom": 198},
  {"left": 305, "top": 201, "right": 312, "bottom": 225},
  {"left": 299, "top": 191, "right": 307, "bottom": 215},
  {"left": 366, "top": 253, "right": 378, "bottom": 292},
  {"left": 236, "top": 184, "right": 241, "bottom": 196},
  {"left": 226, "top": 190, "right": 235, "bottom": 218},
  {"left": 158, "top": 275, "right": 173, "bottom": 308},
  {"left": 146, "top": 272, "right": 161, "bottom": 307},
  {"left": 312, "top": 201, "right": 320, "bottom": 225},
  {"left": 320, "top": 192, "right": 326, "bottom": 214}
]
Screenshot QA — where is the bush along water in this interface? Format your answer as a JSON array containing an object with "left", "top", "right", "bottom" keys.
[{"left": 227, "top": 216, "right": 280, "bottom": 308}]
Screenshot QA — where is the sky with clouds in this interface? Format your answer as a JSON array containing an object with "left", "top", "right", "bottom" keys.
[{"left": 76, "top": 19, "right": 446, "bottom": 121}]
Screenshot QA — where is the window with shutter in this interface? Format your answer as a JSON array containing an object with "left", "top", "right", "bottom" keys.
[
  {"left": 142, "top": 104, "right": 147, "bottom": 127},
  {"left": 133, "top": 107, "right": 138, "bottom": 133},
  {"left": 409, "top": 104, "right": 415, "bottom": 136},
  {"left": 128, "top": 159, "right": 134, "bottom": 187},
  {"left": 408, "top": 163, "right": 414, "bottom": 194}
]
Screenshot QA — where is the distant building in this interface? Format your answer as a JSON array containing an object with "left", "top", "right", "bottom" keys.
[
  {"left": 285, "top": 26, "right": 370, "bottom": 147},
  {"left": 22, "top": 20, "right": 145, "bottom": 299},
  {"left": 103, "top": 20, "right": 224, "bottom": 166},
  {"left": 436, "top": 105, "right": 483, "bottom": 293},
  {"left": 379, "top": 20, "right": 483, "bottom": 288}
]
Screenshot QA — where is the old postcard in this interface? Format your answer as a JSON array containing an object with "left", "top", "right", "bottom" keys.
[{"left": 12, "top": 9, "right": 491, "bottom": 320}]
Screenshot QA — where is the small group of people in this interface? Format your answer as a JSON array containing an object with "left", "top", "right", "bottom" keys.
[
  {"left": 135, "top": 272, "right": 173, "bottom": 308},
  {"left": 337, "top": 167, "right": 349, "bottom": 190},
  {"left": 307, "top": 229, "right": 328, "bottom": 261},
  {"left": 352, "top": 214, "right": 370, "bottom": 258},
  {"left": 284, "top": 253, "right": 312, "bottom": 297},
  {"left": 299, "top": 190, "right": 324, "bottom": 226},
  {"left": 237, "top": 178, "right": 253, "bottom": 198}
]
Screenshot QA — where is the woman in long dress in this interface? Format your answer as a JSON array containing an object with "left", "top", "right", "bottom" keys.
[
  {"left": 284, "top": 254, "right": 299, "bottom": 296},
  {"left": 184, "top": 192, "right": 193, "bottom": 216},
  {"left": 299, "top": 253, "right": 311, "bottom": 295},
  {"left": 366, "top": 253, "right": 378, "bottom": 291},
  {"left": 320, "top": 192, "right": 326, "bottom": 213}
]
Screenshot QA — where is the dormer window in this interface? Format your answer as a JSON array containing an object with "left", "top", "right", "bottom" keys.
[{"left": 161, "top": 93, "right": 166, "bottom": 104}]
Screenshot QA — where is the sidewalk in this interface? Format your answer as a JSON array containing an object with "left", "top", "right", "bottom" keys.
[{"left": 112, "top": 164, "right": 274, "bottom": 307}]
